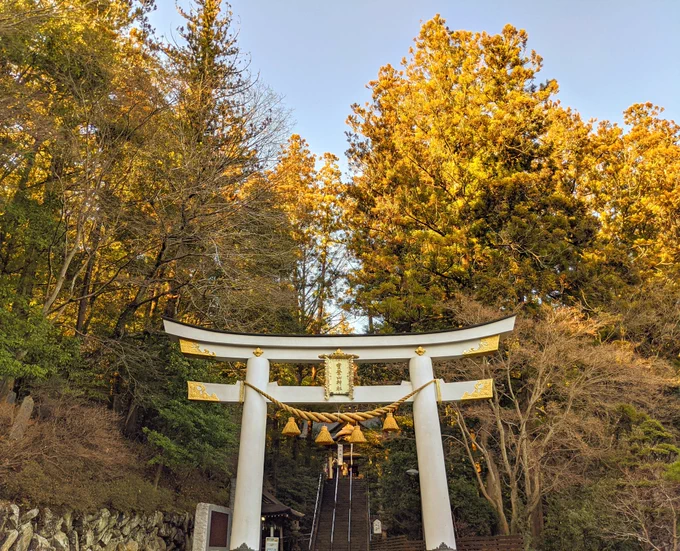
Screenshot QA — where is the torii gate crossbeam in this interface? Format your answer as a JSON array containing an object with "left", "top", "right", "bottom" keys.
[{"left": 163, "top": 316, "right": 516, "bottom": 551}]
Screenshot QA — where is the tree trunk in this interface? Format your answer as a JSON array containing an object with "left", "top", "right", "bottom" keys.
[
  {"left": 153, "top": 463, "right": 163, "bottom": 491},
  {"left": 485, "top": 453, "right": 510, "bottom": 535},
  {"left": 162, "top": 280, "right": 181, "bottom": 320},
  {"left": 42, "top": 221, "right": 84, "bottom": 315},
  {"left": 15, "top": 248, "right": 40, "bottom": 307},
  {"left": 76, "top": 224, "right": 101, "bottom": 333},
  {"left": 0, "top": 378, "right": 15, "bottom": 403},
  {"left": 124, "top": 401, "right": 139, "bottom": 437},
  {"left": 113, "top": 240, "right": 167, "bottom": 337},
  {"left": 530, "top": 496, "right": 544, "bottom": 543}
]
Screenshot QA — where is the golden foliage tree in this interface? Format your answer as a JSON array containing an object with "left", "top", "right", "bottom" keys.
[
  {"left": 587, "top": 103, "right": 680, "bottom": 281},
  {"left": 268, "top": 134, "right": 346, "bottom": 333},
  {"left": 345, "top": 17, "right": 599, "bottom": 330}
]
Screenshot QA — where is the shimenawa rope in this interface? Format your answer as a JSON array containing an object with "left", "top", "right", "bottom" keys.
[{"left": 242, "top": 379, "right": 437, "bottom": 424}]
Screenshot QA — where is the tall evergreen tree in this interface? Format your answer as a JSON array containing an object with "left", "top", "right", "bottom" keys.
[{"left": 344, "top": 18, "right": 598, "bottom": 330}]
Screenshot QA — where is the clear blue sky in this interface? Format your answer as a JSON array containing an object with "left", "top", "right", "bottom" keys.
[{"left": 149, "top": 0, "right": 680, "bottom": 167}]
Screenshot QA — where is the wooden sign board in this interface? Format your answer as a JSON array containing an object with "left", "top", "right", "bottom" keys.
[{"left": 209, "top": 511, "right": 229, "bottom": 547}]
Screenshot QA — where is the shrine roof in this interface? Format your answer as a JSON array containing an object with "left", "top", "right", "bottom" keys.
[{"left": 262, "top": 490, "right": 304, "bottom": 519}]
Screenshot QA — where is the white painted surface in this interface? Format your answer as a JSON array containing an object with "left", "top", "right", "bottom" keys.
[
  {"left": 229, "top": 356, "right": 270, "bottom": 551},
  {"left": 193, "top": 379, "right": 490, "bottom": 405},
  {"left": 163, "top": 317, "right": 515, "bottom": 362},
  {"left": 410, "top": 355, "right": 457, "bottom": 551}
]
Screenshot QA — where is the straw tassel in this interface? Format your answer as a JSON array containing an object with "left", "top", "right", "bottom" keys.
[
  {"left": 315, "top": 425, "right": 334, "bottom": 445},
  {"left": 282, "top": 417, "right": 301, "bottom": 438},
  {"left": 348, "top": 424, "right": 367, "bottom": 444},
  {"left": 337, "top": 422, "right": 354, "bottom": 439},
  {"left": 382, "top": 412, "right": 400, "bottom": 433}
]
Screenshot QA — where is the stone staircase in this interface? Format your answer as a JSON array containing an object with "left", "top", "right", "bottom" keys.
[{"left": 313, "top": 478, "right": 369, "bottom": 551}]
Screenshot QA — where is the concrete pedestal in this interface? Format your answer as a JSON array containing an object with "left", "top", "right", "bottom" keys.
[
  {"left": 229, "top": 356, "right": 270, "bottom": 551},
  {"left": 410, "top": 355, "right": 457, "bottom": 551}
]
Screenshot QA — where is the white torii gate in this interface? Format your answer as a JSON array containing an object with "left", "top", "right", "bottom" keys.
[{"left": 163, "top": 315, "right": 516, "bottom": 551}]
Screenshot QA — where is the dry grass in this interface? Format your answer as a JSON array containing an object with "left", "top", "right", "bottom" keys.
[
  {"left": 0, "top": 393, "right": 170, "bottom": 512},
  {"left": 0, "top": 393, "right": 136, "bottom": 478},
  {"left": 0, "top": 392, "right": 231, "bottom": 512}
]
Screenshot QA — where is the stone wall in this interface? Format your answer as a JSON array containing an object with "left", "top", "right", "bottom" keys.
[{"left": 0, "top": 502, "right": 193, "bottom": 551}]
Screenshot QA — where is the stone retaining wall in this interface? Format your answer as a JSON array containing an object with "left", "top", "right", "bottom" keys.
[{"left": 0, "top": 502, "right": 193, "bottom": 551}]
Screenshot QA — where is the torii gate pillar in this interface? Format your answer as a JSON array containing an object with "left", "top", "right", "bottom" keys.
[
  {"left": 230, "top": 355, "right": 270, "bottom": 551},
  {"left": 411, "top": 354, "right": 456, "bottom": 550}
]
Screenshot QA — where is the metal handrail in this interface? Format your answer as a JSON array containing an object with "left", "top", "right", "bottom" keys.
[
  {"left": 309, "top": 472, "right": 324, "bottom": 551},
  {"left": 348, "top": 466, "right": 353, "bottom": 545},
  {"left": 367, "top": 482, "right": 372, "bottom": 543},
  {"left": 330, "top": 465, "right": 339, "bottom": 551}
]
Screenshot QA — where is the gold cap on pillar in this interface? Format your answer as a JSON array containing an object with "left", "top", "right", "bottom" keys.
[
  {"left": 315, "top": 425, "right": 334, "bottom": 445},
  {"left": 282, "top": 417, "right": 301, "bottom": 437}
]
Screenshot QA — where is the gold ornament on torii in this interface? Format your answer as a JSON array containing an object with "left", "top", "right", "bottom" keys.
[{"left": 319, "top": 349, "right": 358, "bottom": 400}]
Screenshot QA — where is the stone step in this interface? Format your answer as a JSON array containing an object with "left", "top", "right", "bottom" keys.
[{"left": 313, "top": 479, "right": 369, "bottom": 551}]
